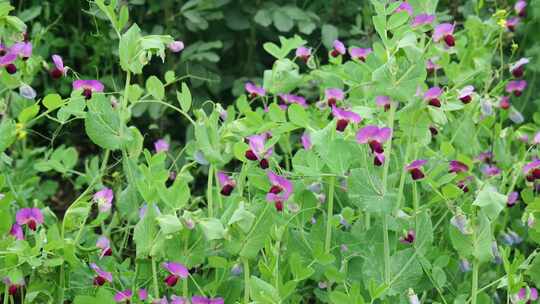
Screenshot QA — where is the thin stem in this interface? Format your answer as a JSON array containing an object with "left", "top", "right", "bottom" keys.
[
  {"left": 324, "top": 176, "right": 336, "bottom": 253},
  {"left": 243, "top": 258, "right": 250, "bottom": 304},
  {"left": 471, "top": 261, "right": 479, "bottom": 304},
  {"left": 207, "top": 165, "right": 214, "bottom": 217},
  {"left": 134, "top": 100, "right": 195, "bottom": 125},
  {"left": 152, "top": 257, "right": 160, "bottom": 299}
]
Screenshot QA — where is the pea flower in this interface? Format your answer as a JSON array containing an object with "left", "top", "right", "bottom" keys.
[
  {"left": 510, "top": 110, "right": 524, "bottom": 124},
  {"left": 424, "top": 86, "right": 443, "bottom": 107},
  {"left": 10, "top": 42, "right": 32, "bottom": 59},
  {"left": 16, "top": 208, "right": 44, "bottom": 231},
  {"left": 90, "top": 263, "right": 113, "bottom": 286},
  {"left": 19, "top": 84, "right": 36, "bottom": 100},
  {"left": 507, "top": 191, "right": 519, "bottom": 207},
  {"left": 426, "top": 57, "right": 440, "bottom": 74},
  {"left": 408, "top": 289, "right": 420, "bottom": 304},
  {"left": 331, "top": 39, "right": 346, "bottom": 57},
  {"left": 163, "top": 262, "right": 189, "bottom": 287},
  {"left": 515, "top": 0, "right": 527, "bottom": 17},
  {"left": 505, "top": 80, "right": 527, "bottom": 97},
  {"left": 500, "top": 96, "right": 511, "bottom": 109},
  {"left": 325, "top": 88, "right": 345, "bottom": 107},
  {"left": 171, "top": 295, "right": 188, "bottom": 304},
  {"left": 73, "top": 80, "right": 105, "bottom": 99},
  {"left": 396, "top": 1, "right": 413, "bottom": 15},
  {"left": 406, "top": 160, "right": 427, "bottom": 180},
  {"left": 356, "top": 125, "right": 392, "bottom": 154},
  {"left": 482, "top": 165, "right": 501, "bottom": 177},
  {"left": 523, "top": 160, "right": 540, "bottom": 181},
  {"left": 449, "top": 160, "right": 469, "bottom": 173},
  {"left": 3, "top": 278, "right": 24, "bottom": 296},
  {"left": 533, "top": 131, "right": 540, "bottom": 144},
  {"left": 373, "top": 152, "right": 385, "bottom": 167},
  {"left": 457, "top": 176, "right": 473, "bottom": 193},
  {"left": 217, "top": 171, "right": 236, "bottom": 196},
  {"left": 9, "top": 224, "right": 24, "bottom": 240},
  {"left": 412, "top": 14, "right": 435, "bottom": 27},
  {"left": 349, "top": 47, "right": 372, "bottom": 62},
  {"left": 515, "top": 287, "right": 538, "bottom": 303},
  {"left": 50, "top": 55, "right": 67, "bottom": 79},
  {"left": 429, "top": 126, "right": 438, "bottom": 137},
  {"left": 266, "top": 171, "right": 293, "bottom": 212},
  {"left": 458, "top": 86, "right": 474, "bottom": 104},
  {"left": 168, "top": 40, "right": 184, "bottom": 53},
  {"left": 433, "top": 23, "right": 456, "bottom": 47},
  {"left": 96, "top": 236, "right": 112, "bottom": 258},
  {"left": 154, "top": 138, "right": 170, "bottom": 153},
  {"left": 450, "top": 212, "right": 472, "bottom": 235},
  {"left": 301, "top": 132, "right": 312, "bottom": 150},
  {"left": 191, "top": 296, "right": 224, "bottom": 304},
  {"left": 245, "top": 82, "right": 265, "bottom": 99},
  {"left": 93, "top": 187, "right": 114, "bottom": 212},
  {"left": 295, "top": 46, "right": 311, "bottom": 62},
  {"left": 459, "top": 259, "right": 471, "bottom": 272},
  {"left": 331, "top": 106, "right": 362, "bottom": 132},
  {"left": 114, "top": 289, "right": 132, "bottom": 303},
  {"left": 245, "top": 134, "right": 273, "bottom": 169},
  {"left": 0, "top": 53, "right": 17, "bottom": 74},
  {"left": 399, "top": 229, "right": 415, "bottom": 244},
  {"left": 279, "top": 93, "right": 307, "bottom": 107},
  {"left": 501, "top": 230, "right": 522, "bottom": 246},
  {"left": 506, "top": 17, "right": 520, "bottom": 32},
  {"left": 138, "top": 289, "right": 148, "bottom": 301},
  {"left": 375, "top": 96, "right": 392, "bottom": 111}
]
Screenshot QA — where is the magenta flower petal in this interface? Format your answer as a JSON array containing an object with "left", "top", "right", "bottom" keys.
[
  {"left": 482, "top": 165, "right": 501, "bottom": 177},
  {"left": 52, "top": 55, "right": 65, "bottom": 71},
  {"left": 154, "top": 139, "right": 170, "bottom": 153},
  {"left": 433, "top": 23, "right": 455, "bottom": 42},
  {"left": 295, "top": 46, "right": 311, "bottom": 61},
  {"left": 15, "top": 208, "right": 44, "bottom": 230},
  {"left": 163, "top": 262, "right": 189, "bottom": 278},
  {"left": 507, "top": 191, "right": 519, "bottom": 207},
  {"left": 96, "top": 236, "right": 112, "bottom": 258},
  {"left": 515, "top": 0, "right": 527, "bottom": 17},
  {"left": 356, "top": 125, "right": 380, "bottom": 144},
  {"left": 279, "top": 94, "right": 307, "bottom": 107},
  {"left": 217, "top": 171, "right": 235, "bottom": 196},
  {"left": 332, "top": 40, "right": 346, "bottom": 56},
  {"left": 138, "top": 289, "right": 148, "bottom": 301},
  {"left": 424, "top": 86, "right": 442, "bottom": 100},
  {"left": 114, "top": 289, "right": 132, "bottom": 302},
  {"left": 0, "top": 53, "right": 17, "bottom": 66},
  {"left": 395, "top": 1, "right": 413, "bottom": 16},
  {"left": 168, "top": 41, "right": 184, "bottom": 53},
  {"left": 412, "top": 14, "right": 435, "bottom": 27},
  {"left": 510, "top": 58, "right": 529, "bottom": 77},
  {"left": 171, "top": 295, "right": 187, "bottom": 304},
  {"left": 73, "top": 80, "right": 104, "bottom": 92},
  {"left": 245, "top": 82, "right": 265, "bottom": 97},
  {"left": 90, "top": 263, "right": 113, "bottom": 283},
  {"left": 349, "top": 47, "right": 372, "bottom": 61},
  {"left": 331, "top": 106, "right": 361, "bottom": 123},
  {"left": 506, "top": 80, "right": 527, "bottom": 96},
  {"left": 406, "top": 159, "right": 427, "bottom": 180},
  {"left": 375, "top": 96, "right": 391, "bottom": 111},
  {"left": 301, "top": 132, "right": 312, "bottom": 150},
  {"left": 9, "top": 224, "right": 24, "bottom": 240},
  {"left": 325, "top": 88, "right": 345, "bottom": 106},
  {"left": 93, "top": 188, "right": 114, "bottom": 212},
  {"left": 191, "top": 296, "right": 224, "bottom": 304},
  {"left": 449, "top": 160, "right": 469, "bottom": 173},
  {"left": 458, "top": 85, "right": 475, "bottom": 103}
]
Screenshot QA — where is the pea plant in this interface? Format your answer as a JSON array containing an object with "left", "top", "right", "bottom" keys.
[{"left": 1, "top": 0, "right": 539, "bottom": 303}]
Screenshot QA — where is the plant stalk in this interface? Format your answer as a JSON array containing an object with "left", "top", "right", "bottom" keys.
[{"left": 325, "top": 176, "right": 336, "bottom": 253}]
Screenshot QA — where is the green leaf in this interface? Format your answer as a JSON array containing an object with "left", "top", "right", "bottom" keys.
[
  {"left": 228, "top": 203, "right": 256, "bottom": 233},
  {"left": 84, "top": 95, "right": 126, "bottom": 150},
  {"left": 254, "top": 9, "right": 272, "bottom": 27},
  {"left": 0, "top": 119, "right": 17, "bottom": 153},
  {"left": 473, "top": 185, "right": 506, "bottom": 220},
  {"left": 176, "top": 82, "right": 192, "bottom": 112},
  {"left": 146, "top": 76, "right": 164, "bottom": 100},
  {"left": 348, "top": 168, "right": 397, "bottom": 214},
  {"left": 157, "top": 214, "right": 183, "bottom": 234},
  {"left": 321, "top": 24, "right": 338, "bottom": 49},
  {"left": 263, "top": 42, "right": 283, "bottom": 59},
  {"left": 273, "top": 9, "right": 294, "bottom": 32},
  {"left": 199, "top": 218, "right": 225, "bottom": 240},
  {"left": 287, "top": 103, "right": 309, "bottom": 127},
  {"left": 388, "top": 11, "right": 409, "bottom": 29},
  {"left": 18, "top": 104, "right": 39, "bottom": 123},
  {"left": 473, "top": 213, "right": 494, "bottom": 263},
  {"left": 119, "top": 24, "right": 144, "bottom": 74},
  {"left": 43, "top": 93, "right": 63, "bottom": 110},
  {"left": 134, "top": 203, "right": 158, "bottom": 258}
]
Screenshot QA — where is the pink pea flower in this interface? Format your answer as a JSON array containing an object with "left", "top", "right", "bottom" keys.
[
  {"left": 245, "top": 82, "right": 265, "bottom": 98},
  {"left": 376, "top": 96, "right": 392, "bottom": 111},
  {"left": 424, "top": 86, "right": 443, "bottom": 107},
  {"left": 325, "top": 88, "right": 345, "bottom": 107},
  {"left": 279, "top": 93, "right": 307, "bottom": 107},
  {"left": 331, "top": 106, "right": 361, "bottom": 132},
  {"left": 266, "top": 171, "right": 293, "bottom": 212},
  {"left": 500, "top": 96, "right": 511, "bottom": 109},
  {"left": 523, "top": 160, "right": 540, "bottom": 181},
  {"left": 217, "top": 171, "right": 236, "bottom": 196},
  {"left": 73, "top": 80, "right": 104, "bottom": 100},
  {"left": 301, "top": 132, "right": 312, "bottom": 150},
  {"left": 399, "top": 229, "right": 415, "bottom": 244},
  {"left": 3, "top": 278, "right": 24, "bottom": 296},
  {"left": 517, "top": 287, "right": 538, "bottom": 302},
  {"left": 356, "top": 125, "right": 392, "bottom": 154},
  {"left": 0, "top": 52, "right": 17, "bottom": 74},
  {"left": 90, "top": 263, "right": 113, "bottom": 286},
  {"left": 506, "top": 80, "right": 527, "bottom": 97},
  {"left": 295, "top": 46, "right": 311, "bottom": 62},
  {"left": 331, "top": 40, "right": 346, "bottom": 57},
  {"left": 458, "top": 86, "right": 475, "bottom": 104},
  {"left": 349, "top": 47, "right": 372, "bottom": 62},
  {"left": 16, "top": 208, "right": 44, "bottom": 231},
  {"left": 449, "top": 160, "right": 469, "bottom": 173},
  {"left": 96, "top": 236, "right": 112, "bottom": 258},
  {"left": 476, "top": 151, "right": 493, "bottom": 163},
  {"left": 9, "top": 42, "right": 32, "bottom": 59},
  {"left": 245, "top": 134, "right": 273, "bottom": 169},
  {"left": 396, "top": 1, "right": 413, "bottom": 15},
  {"left": 114, "top": 289, "right": 132, "bottom": 303},
  {"left": 191, "top": 296, "right": 224, "bottom": 304},
  {"left": 50, "top": 55, "right": 67, "bottom": 79},
  {"left": 506, "top": 17, "right": 520, "bottom": 32},
  {"left": 433, "top": 23, "right": 456, "bottom": 47},
  {"left": 509, "top": 58, "right": 529, "bottom": 78},
  {"left": 457, "top": 176, "right": 473, "bottom": 193},
  {"left": 515, "top": 0, "right": 527, "bottom": 17},
  {"left": 93, "top": 187, "right": 114, "bottom": 212},
  {"left": 426, "top": 57, "right": 440, "bottom": 74},
  {"left": 534, "top": 131, "right": 540, "bottom": 144},
  {"left": 9, "top": 224, "right": 24, "bottom": 240},
  {"left": 168, "top": 40, "right": 184, "bottom": 53},
  {"left": 138, "top": 289, "right": 148, "bottom": 301},
  {"left": 154, "top": 139, "right": 170, "bottom": 153},
  {"left": 412, "top": 14, "right": 435, "bottom": 27},
  {"left": 507, "top": 192, "right": 519, "bottom": 207},
  {"left": 406, "top": 160, "right": 427, "bottom": 180},
  {"left": 163, "top": 262, "right": 189, "bottom": 287},
  {"left": 171, "top": 295, "right": 188, "bottom": 304},
  {"left": 482, "top": 165, "right": 501, "bottom": 177}
]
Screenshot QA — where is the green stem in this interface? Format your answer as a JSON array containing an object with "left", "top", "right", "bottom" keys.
[
  {"left": 471, "top": 260, "right": 479, "bottom": 304},
  {"left": 243, "top": 258, "right": 250, "bottom": 304},
  {"left": 207, "top": 165, "right": 214, "bottom": 217},
  {"left": 152, "top": 257, "right": 160, "bottom": 299},
  {"left": 324, "top": 176, "right": 336, "bottom": 253}
]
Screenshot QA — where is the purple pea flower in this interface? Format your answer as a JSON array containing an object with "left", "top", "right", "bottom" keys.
[
  {"left": 93, "top": 187, "right": 114, "bottom": 212},
  {"left": 507, "top": 191, "right": 519, "bottom": 207},
  {"left": 191, "top": 296, "right": 224, "bottom": 304},
  {"left": 73, "top": 80, "right": 105, "bottom": 100},
  {"left": 449, "top": 160, "right": 469, "bottom": 173},
  {"left": 506, "top": 17, "right": 520, "bottom": 32},
  {"left": 16, "top": 208, "right": 44, "bottom": 231},
  {"left": 459, "top": 259, "right": 471, "bottom": 272},
  {"left": 517, "top": 287, "right": 538, "bottom": 303},
  {"left": 375, "top": 96, "right": 392, "bottom": 111},
  {"left": 279, "top": 93, "right": 307, "bottom": 107},
  {"left": 408, "top": 289, "right": 421, "bottom": 304},
  {"left": 295, "top": 46, "right": 311, "bottom": 62},
  {"left": 301, "top": 132, "right": 312, "bottom": 150},
  {"left": 458, "top": 86, "right": 475, "bottom": 104},
  {"left": 96, "top": 236, "right": 112, "bottom": 258},
  {"left": 424, "top": 86, "right": 443, "bottom": 107},
  {"left": 396, "top": 1, "right": 413, "bottom": 16},
  {"left": 356, "top": 125, "right": 392, "bottom": 154},
  {"left": 500, "top": 96, "right": 511, "bottom": 110},
  {"left": 373, "top": 152, "right": 385, "bottom": 167},
  {"left": 114, "top": 289, "right": 132, "bottom": 303},
  {"left": 349, "top": 47, "right": 372, "bottom": 62},
  {"left": 217, "top": 171, "right": 236, "bottom": 196},
  {"left": 9, "top": 224, "right": 24, "bottom": 240},
  {"left": 50, "top": 54, "right": 67, "bottom": 79},
  {"left": 406, "top": 159, "right": 427, "bottom": 180},
  {"left": 476, "top": 151, "right": 493, "bottom": 163},
  {"left": 450, "top": 213, "right": 472, "bottom": 235},
  {"left": 331, "top": 106, "right": 362, "bottom": 132},
  {"left": 506, "top": 80, "right": 527, "bottom": 97},
  {"left": 426, "top": 57, "right": 440, "bottom": 74},
  {"left": 245, "top": 134, "right": 273, "bottom": 169},
  {"left": 163, "top": 262, "right": 189, "bottom": 287},
  {"left": 533, "top": 131, "right": 540, "bottom": 145},
  {"left": 245, "top": 82, "right": 265, "bottom": 98},
  {"left": 171, "top": 295, "right": 188, "bottom": 304},
  {"left": 0, "top": 52, "right": 17, "bottom": 74},
  {"left": 523, "top": 160, "right": 540, "bottom": 181},
  {"left": 331, "top": 40, "right": 346, "bottom": 57},
  {"left": 482, "top": 165, "right": 501, "bottom": 177},
  {"left": 154, "top": 138, "right": 170, "bottom": 153},
  {"left": 510, "top": 58, "right": 529, "bottom": 78},
  {"left": 138, "top": 289, "right": 148, "bottom": 301},
  {"left": 457, "top": 176, "right": 473, "bottom": 193},
  {"left": 412, "top": 14, "right": 435, "bottom": 27},
  {"left": 325, "top": 88, "right": 345, "bottom": 107},
  {"left": 433, "top": 23, "right": 456, "bottom": 47},
  {"left": 266, "top": 171, "right": 293, "bottom": 212},
  {"left": 399, "top": 229, "right": 415, "bottom": 244},
  {"left": 168, "top": 40, "right": 184, "bottom": 53},
  {"left": 515, "top": 0, "right": 527, "bottom": 17},
  {"left": 10, "top": 42, "right": 32, "bottom": 59},
  {"left": 3, "top": 278, "right": 24, "bottom": 296},
  {"left": 90, "top": 263, "right": 113, "bottom": 286}
]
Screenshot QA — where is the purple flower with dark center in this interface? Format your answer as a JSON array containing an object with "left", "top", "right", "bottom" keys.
[
  {"left": 191, "top": 296, "right": 224, "bottom": 304},
  {"left": 331, "top": 106, "right": 361, "bottom": 132},
  {"left": 138, "top": 289, "right": 148, "bottom": 301},
  {"left": 412, "top": 14, "right": 435, "bottom": 27},
  {"left": 429, "top": 126, "right": 438, "bottom": 136},
  {"left": 376, "top": 96, "right": 392, "bottom": 111},
  {"left": 245, "top": 134, "right": 273, "bottom": 169},
  {"left": 506, "top": 17, "right": 520, "bottom": 32},
  {"left": 524, "top": 160, "right": 540, "bottom": 181},
  {"left": 295, "top": 46, "right": 311, "bottom": 62},
  {"left": 96, "top": 236, "right": 112, "bottom": 258},
  {"left": 506, "top": 80, "right": 527, "bottom": 97},
  {"left": 168, "top": 41, "right": 184, "bottom": 53},
  {"left": 93, "top": 187, "right": 114, "bottom": 213},
  {"left": 331, "top": 40, "right": 346, "bottom": 57},
  {"left": 266, "top": 171, "right": 293, "bottom": 212},
  {"left": 424, "top": 86, "right": 443, "bottom": 107},
  {"left": 482, "top": 165, "right": 501, "bottom": 177},
  {"left": 10, "top": 42, "right": 32, "bottom": 59},
  {"left": 396, "top": 1, "right": 413, "bottom": 15},
  {"left": 450, "top": 213, "right": 472, "bottom": 234},
  {"left": 90, "top": 263, "right": 113, "bottom": 286},
  {"left": 426, "top": 57, "right": 440, "bottom": 74},
  {"left": 449, "top": 160, "right": 469, "bottom": 173},
  {"left": 500, "top": 96, "right": 511, "bottom": 109},
  {"left": 245, "top": 82, "right": 265, "bottom": 98},
  {"left": 279, "top": 94, "right": 307, "bottom": 107},
  {"left": 517, "top": 287, "right": 539, "bottom": 303},
  {"left": 163, "top": 262, "right": 189, "bottom": 287},
  {"left": 16, "top": 208, "right": 44, "bottom": 231},
  {"left": 507, "top": 191, "right": 519, "bottom": 207},
  {"left": 399, "top": 229, "right": 415, "bottom": 244},
  {"left": 515, "top": 0, "right": 527, "bottom": 17},
  {"left": 0, "top": 53, "right": 17, "bottom": 74},
  {"left": 50, "top": 55, "right": 67, "bottom": 79},
  {"left": 217, "top": 171, "right": 236, "bottom": 196},
  {"left": 349, "top": 47, "right": 372, "bottom": 62},
  {"left": 9, "top": 224, "right": 24, "bottom": 240},
  {"left": 171, "top": 295, "right": 188, "bottom": 304},
  {"left": 114, "top": 289, "right": 132, "bottom": 303},
  {"left": 476, "top": 151, "right": 493, "bottom": 163},
  {"left": 73, "top": 80, "right": 104, "bottom": 100},
  {"left": 154, "top": 139, "right": 170, "bottom": 153},
  {"left": 406, "top": 160, "right": 427, "bottom": 180},
  {"left": 3, "top": 278, "right": 24, "bottom": 296},
  {"left": 457, "top": 176, "right": 473, "bottom": 193},
  {"left": 510, "top": 58, "right": 529, "bottom": 78},
  {"left": 459, "top": 259, "right": 471, "bottom": 272},
  {"left": 458, "top": 86, "right": 475, "bottom": 104},
  {"left": 301, "top": 132, "right": 312, "bottom": 150},
  {"left": 356, "top": 125, "right": 392, "bottom": 154},
  {"left": 325, "top": 88, "right": 345, "bottom": 107},
  {"left": 373, "top": 152, "right": 385, "bottom": 167},
  {"left": 433, "top": 23, "right": 456, "bottom": 47}
]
